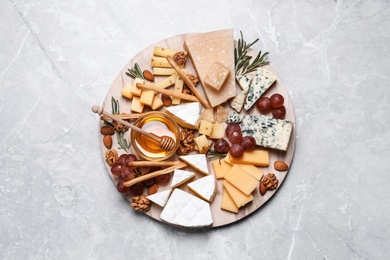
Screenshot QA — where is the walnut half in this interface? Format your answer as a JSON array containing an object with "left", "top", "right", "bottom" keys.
[{"left": 130, "top": 195, "right": 151, "bottom": 212}]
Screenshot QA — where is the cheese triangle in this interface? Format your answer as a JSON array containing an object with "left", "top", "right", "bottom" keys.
[
  {"left": 179, "top": 154, "right": 209, "bottom": 175},
  {"left": 188, "top": 175, "right": 216, "bottom": 202},
  {"left": 165, "top": 102, "right": 201, "bottom": 129},
  {"left": 147, "top": 189, "right": 172, "bottom": 208},
  {"left": 170, "top": 169, "right": 195, "bottom": 188}
]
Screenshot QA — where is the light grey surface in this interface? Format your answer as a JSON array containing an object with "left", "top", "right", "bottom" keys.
[{"left": 1, "top": 0, "right": 389, "bottom": 259}]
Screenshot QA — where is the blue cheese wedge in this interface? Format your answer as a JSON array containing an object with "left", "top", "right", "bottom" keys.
[
  {"left": 147, "top": 189, "right": 172, "bottom": 208},
  {"left": 226, "top": 111, "right": 242, "bottom": 124},
  {"left": 165, "top": 102, "right": 201, "bottom": 129},
  {"left": 187, "top": 175, "right": 216, "bottom": 202},
  {"left": 179, "top": 154, "right": 209, "bottom": 175},
  {"left": 229, "top": 86, "right": 249, "bottom": 112},
  {"left": 236, "top": 74, "right": 253, "bottom": 90},
  {"left": 244, "top": 68, "right": 276, "bottom": 111},
  {"left": 170, "top": 170, "right": 196, "bottom": 188},
  {"left": 160, "top": 189, "right": 213, "bottom": 228}
]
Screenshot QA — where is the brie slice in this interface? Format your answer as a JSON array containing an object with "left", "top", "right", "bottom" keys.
[
  {"left": 179, "top": 154, "right": 209, "bottom": 175},
  {"left": 188, "top": 174, "right": 216, "bottom": 202}
]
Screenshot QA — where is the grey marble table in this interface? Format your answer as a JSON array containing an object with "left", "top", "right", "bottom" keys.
[{"left": 1, "top": 0, "right": 389, "bottom": 259}]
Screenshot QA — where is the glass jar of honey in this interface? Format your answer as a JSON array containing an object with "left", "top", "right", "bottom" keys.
[{"left": 130, "top": 111, "right": 180, "bottom": 161}]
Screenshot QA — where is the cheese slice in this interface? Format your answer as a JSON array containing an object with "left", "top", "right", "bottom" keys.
[
  {"left": 221, "top": 188, "right": 239, "bottom": 213},
  {"left": 165, "top": 102, "right": 201, "bottom": 129},
  {"left": 188, "top": 174, "right": 216, "bottom": 202},
  {"left": 179, "top": 154, "right": 209, "bottom": 175},
  {"left": 230, "top": 86, "right": 249, "bottom": 113},
  {"left": 147, "top": 189, "right": 172, "bottom": 208},
  {"left": 223, "top": 180, "right": 253, "bottom": 208},
  {"left": 224, "top": 164, "right": 259, "bottom": 196},
  {"left": 184, "top": 30, "right": 236, "bottom": 107},
  {"left": 236, "top": 73, "right": 253, "bottom": 90},
  {"left": 237, "top": 164, "right": 264, "bottom": 181},
  {"left": 160, "top": 189, "right": 213, "bottom": 228},
  {"left": 211, "top": 159, "right": 232, "bottom": 179},
  {"left": 170, "top": 169, "right": 195, "bottom": 188},
  {"left": 244, "top": 68, "right": 276, "bottom": 110},
  {"left": 227, "top": 150, "right": 269, "bottom": 166},
  {"left": 204, "top": 62, "right": 230, "bottom": 91}
]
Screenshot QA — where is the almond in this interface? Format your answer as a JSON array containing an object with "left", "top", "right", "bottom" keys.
[
  {"left": 259, "top": 182, "right": 267, "bottom": 196},
  {"left": 274, "top": 160, "right": 289, "bottom": 171},
  {"left": 103, "top": 135, "right": 112, "bottom": 149},
  {"left": 161, "top": 94, "right": 172, "bottom": 107},
  {"left": 101, "top": 126, "right": 115, "bottom": 135},
  {"left": 143, "top": 70, "right": 155, "bottom": 82},
  {"left": 148, "top": 183, "right": 159, "bottom": 195}
]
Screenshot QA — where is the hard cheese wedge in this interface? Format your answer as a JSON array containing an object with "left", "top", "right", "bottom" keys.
[
  {"left": 160, "top": 189, "right": 213, "bottom": 228},
  {"left": 179, "top": 154, "right": 209, "bottom": 175},
  {"left": 147, "top": 189, "right": 172, "bottom": 208},
  {"left": 230, "top": 86, "right": 249, "bottom": 113},
  {"left": 221, "top": 188, "right": 239, "bottom": 213},
  {"left": 184, "top": 29, "right": 236, "bottom": 107},
  {"left": 223, "top": 180, "right": 253, "bottom": 208},
  {"left": 170, "top": 170, "right": 195, "bottom": 188},
  {"left": 211, "top": 159, "right": 232, "bottom": 179},
  {"left": 227, "top": 150, "right": 269, "bottom": 166},
  {"left": 188, "top": 174, "right": 216, "bottom": 202},
  {"left": 224, "top": 164, "right": 259, "bottom": 196},
  {"left": 165, "top": 102, "right": 201, "bottom": 129}
]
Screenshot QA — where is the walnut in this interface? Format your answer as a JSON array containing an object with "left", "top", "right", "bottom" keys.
[
  {"left": 186, "top": 74, "right": 199, "bottom": 86},
  {"left": 130, "top": 195, "right": 151, "bottom": 212},
  {"left": 105, "top": 149, "right": 118, "bottom": 166},
  {"left": 178, "top": 129, "right": 195, "bottom": 155},
  {"left": 259, "top": 173, "right": 279, "bottom": 195},
  {"left": 173, "top": 51, "right": 187, "bottom": 65},
  {"left": 182, "top": 85, "right": 194, "bottom": 96},
  {"left": 112, "top": 121, "right": 128, "bottom": 132}
]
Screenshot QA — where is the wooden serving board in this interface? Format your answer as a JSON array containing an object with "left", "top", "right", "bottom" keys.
[{"left": 99, "top": 33, "right": 296, "bottom": 228}]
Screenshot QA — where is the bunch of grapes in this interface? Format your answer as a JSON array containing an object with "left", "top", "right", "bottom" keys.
[{"left": 256, "top": 93, "right": 286, "bottom": 119}]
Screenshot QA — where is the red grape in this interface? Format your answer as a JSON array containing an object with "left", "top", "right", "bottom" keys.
[
  {"left": 121, "top": 167, "right": 136, "bottom": 181},
  {"left": 137, "top": 166, "right": 151, "bottom": 175},
  {"left": 125, "top": 154, "right": 137, "bottom": 166},
  {"left": 117, "top": 180, "right": 130, "bottom": 193},
  {"left": 225, "top": 123, "right": 241, "bottom": 136},
  {"left": 241, "top": 136, "right": 256, "bottom": 150},
  {"left": 111, "top": 162, "right": 123, "bottom": 176},
  {"left": 155, "top": 173, "right": 171, "bottom": 184},
  {"left": 270, "top": 94, "right": 284, "bottom": 108},
  {"left": 118, "top": 154, "right": 127, "bottom": 165},
  {"left": 214, "top": 139, "right": 230, "bottom": 153},
  {"left": 228, "top": 130, "right": 243, "bottom": 144},
  {"left": 272, "top": 105, "right": 286, "bottom": 119},
  {"left": 229, "top": 144, "right": 244, "bottom": 158},
  {"left": 130, "top": 182, "right": 144, "bottom": 196},
  {"left": 256, "top": 97, "right": 272, "bottom": 114}
]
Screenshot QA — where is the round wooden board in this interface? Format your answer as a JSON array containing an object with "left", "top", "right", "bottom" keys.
[{"left": 99, "top": 33, "right": 296, "bottom": 228}]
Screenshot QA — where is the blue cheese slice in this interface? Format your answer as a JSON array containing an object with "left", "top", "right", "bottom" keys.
[
  {"left": 160, "top": 189, "right": 213, "bottom": 228},
  {"left": 187, "top": 175, "right": 216, "bottom": 202},
  {"left": 244, "top": 68, "right": 276, "bottom": 111},
  {"left": 229, "top": 86, "right": 249, "bottom": 113},
  {"left": 236, "top": 74, "right": 253, "bottom": 90},
  {"left": 147, "top": 189, "right": 172, "bottom": 208},
  {"left": 226, "top": 111, "right": 242, "bottom": 124}
]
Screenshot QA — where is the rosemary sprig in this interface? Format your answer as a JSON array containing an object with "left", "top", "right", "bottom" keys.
[
  {"left": 111, "top": 97, "right": 120, "bottom": 114},
  {"left": 126, "top": 63, "right": 145, "bottom": 80},
  {"left": 234, "top": 31, "right": 270, "bottom": 76},
  {"left": 207, "top": 150, "right": 227, "bottom": 161},
  {"left": 116, "top": 131, "right": 132, "bottom": 153}
]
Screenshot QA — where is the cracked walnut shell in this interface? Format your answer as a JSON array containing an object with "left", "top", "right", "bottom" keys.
[
  {"left": 173, "top": 51, "right": 187, "bottom": 65},
  {"left": 105, "top": 149, "right": 118, "bottom": 166},
  {"left": 131, "top": 195, "right": 151, "bottom": 212}
]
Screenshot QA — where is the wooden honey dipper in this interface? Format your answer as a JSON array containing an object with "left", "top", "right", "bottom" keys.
[{"left": 91, "top": 105, "right": 176, "bottom": 151}]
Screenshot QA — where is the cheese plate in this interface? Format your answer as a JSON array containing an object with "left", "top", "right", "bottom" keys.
[{"left": 98, "top": 31, "right": 296, "bottom": 228}]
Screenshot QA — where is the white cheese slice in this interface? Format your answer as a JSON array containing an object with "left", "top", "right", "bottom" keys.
[
  {"left": 170, "top": 169, "right": 195, "bottom": 188},
  {"left": 160, "top": 189, "right": 213, "bottom": 228},
  {"left": 229, "top": 86, "right": 249, "bottom": 113},
  {"left": 188, "top": 174, "right": 216, "bottom": 202},
  {"left": 165, "top": 102, "right": 201, "bottom": 129},
  {"left": 179, "top": 154, "right": 209, "bottom": 175},
  {"left": 244, "top": 68, "right": 276, "bottom": 111},
  {"left": 236, "top": 74, "right": 253, "bottom": 90},
  {"left": 147, "top": 189, "right": 172, "bottom": 208}
]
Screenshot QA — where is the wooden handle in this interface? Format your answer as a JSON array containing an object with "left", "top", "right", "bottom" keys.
[
  {"left": 166, "top": 56, "right": 211, "bottom": 109},
  {"left": 136, "top": 83, "right": 199, "bottom": 103},
  {"left": 123, "top": 162, "right": 187, "bottom": 187},
  {"left": 91, "top": 105, "right": 160, "bottom": 142},
  {"left": 127, "top": 161, "right": 182, "bottom": 167}
]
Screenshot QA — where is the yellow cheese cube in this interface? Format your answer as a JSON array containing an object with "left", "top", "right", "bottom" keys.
[
  {"left": 221, "top": 188, "right": 239, "bottom": 213},
  {"left": 140, "top": 90, "right": 155, "bottom": 106},
  {"left": 194, "top": 135, "right": 210, "bottom": 154},
  {"left": 209, "top": 123, "right": 225, "bottom": 139},
  {"left": 223, "top": 180, "right": 253, "bottom": 208},
  {"left": 130, "top": 96, "right": 144, "bottom": 113},
  {"left": 154, "top": 74, "right": 177, "bottom": 88},
  {"left": 198, "top": 120, "right": 213, "bottom": 136},
  {"left": 150, "top": 95, "right": 164, "bottom": 110},
  {"left": 204, "top": 62, "right": 230, "bottom": 91},
  {"left": 227, "top": 150, "right": 269, "bottom": 166},
  {"left": 121, "top": 83, "right": 133, "bottom": 100},
  {"left": 151, "top": 56, "right": 172, "bottom": 68},
  {"left": 224, "top": 164, "right": 259, "bottom": 196},
  {"left": 237, "top": 164, "right": 264, "bottom": 181},
  {"left": 211, "top": 159, "right": 232, "bottom": 179}
]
